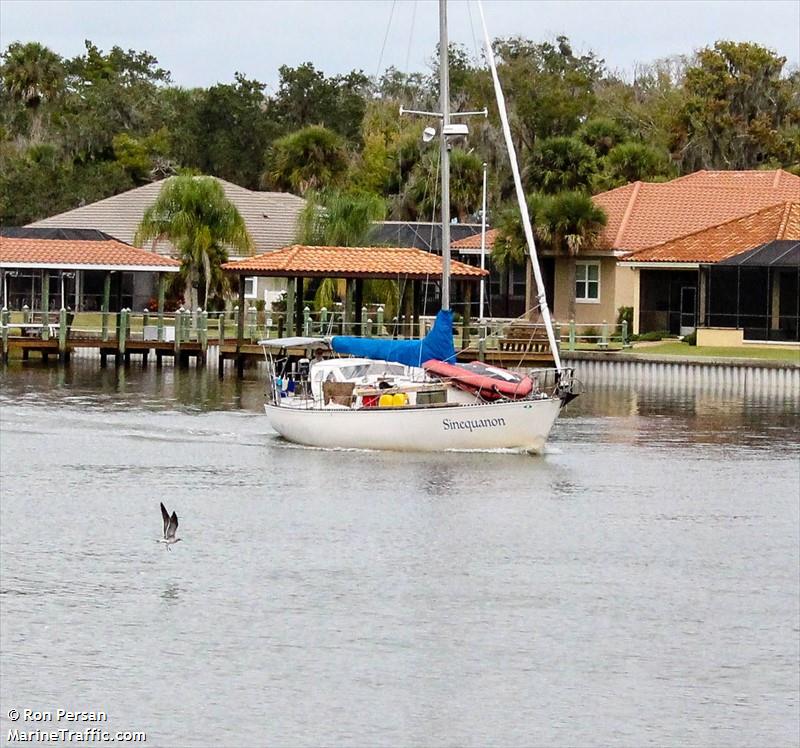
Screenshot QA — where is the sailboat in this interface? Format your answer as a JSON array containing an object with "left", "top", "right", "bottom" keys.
[{"left": 260, "top": 0, "right": 577, "bottom": 453}]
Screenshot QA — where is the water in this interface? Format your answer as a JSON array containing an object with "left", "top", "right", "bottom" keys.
[{"left": 1, "top": 362, "right": 798, "bottom": 747}]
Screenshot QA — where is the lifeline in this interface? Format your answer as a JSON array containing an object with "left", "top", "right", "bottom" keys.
[{"left": 442, "top": 417, "right": 506, "bottom": 432}]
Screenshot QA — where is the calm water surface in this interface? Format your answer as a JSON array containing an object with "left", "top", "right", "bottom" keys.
[{"left": 1, "top": 362, "right": 798, "bottom": 747}]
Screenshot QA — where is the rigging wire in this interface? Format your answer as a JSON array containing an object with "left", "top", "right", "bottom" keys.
[
  {"left": 426, "top": 150, "right": 442, "bottom": 311},
  {"left": 374, "top": 0, "right": 398, "bottom": 87},
  {"left": 403, "top": 0, "right": 418, "bottom": 85},
  {"left": 465, "top": 0, "right": 482, "bottom": 65}
]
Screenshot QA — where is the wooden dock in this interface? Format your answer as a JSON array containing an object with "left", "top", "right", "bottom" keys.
[{"left": 2, "top": 308, "right": 557, "bottom": 377}]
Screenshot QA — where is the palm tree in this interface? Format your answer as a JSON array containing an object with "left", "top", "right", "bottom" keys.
[
  {"left": 599, "top": 141, "right": 672, "bottom": 189},
  {"left": 525, "top": 136, "right": 598, "bottom": 194},
  {"left": 492, "top": 193, "right": 553, "bottom": 270},
  {"left": 577, "top": 117, "right": 627, "bottom": 157},
  {"left": 402, "top": 147, "right": 483, "bottom": 221},
  {"left": 297, "top": 189, "right": 397, "bottom": 313},
  {"left": 263, "top": 125, "right": 348, "bottom": 195},
  {"left": 298, "top": 188, "right": 386, "bottom": 246},
  {"left": 494, "top": 191, "right": 606, "bottom": 320},
  {"left": 543, "top": 191, "right": 608, "bottom": 321},
  {"left": 134, "top": 176, "right": 254, "bottom": 309},
  {"left": 1, "top": 42, "right": 64, "bottom": 142}
]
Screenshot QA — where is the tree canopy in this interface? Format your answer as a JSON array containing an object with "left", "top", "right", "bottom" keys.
[{"left": 1, "top": 34, "right": 797, "bottom": 229}]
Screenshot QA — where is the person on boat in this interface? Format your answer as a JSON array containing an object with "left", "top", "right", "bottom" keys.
[{"left": 313, "top": 348, "right": 325, "bottom": 363}]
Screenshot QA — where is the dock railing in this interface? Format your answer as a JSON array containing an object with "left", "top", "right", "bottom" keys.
[{"left": 2, "top": 305, "right": 631, "bottom": 359}]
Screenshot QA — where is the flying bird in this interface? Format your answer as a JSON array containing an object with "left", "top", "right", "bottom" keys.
[{"left": 158, "top": 502, "right": 182, "bottom": 550}]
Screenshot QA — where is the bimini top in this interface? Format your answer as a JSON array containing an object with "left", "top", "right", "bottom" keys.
[{"left": 258, "top": 336, "right": 332, "bottom": 350}]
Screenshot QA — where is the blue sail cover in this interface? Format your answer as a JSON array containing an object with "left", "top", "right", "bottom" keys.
[{"left": 332, "top": 309, "right": 456, "bottom": 367}]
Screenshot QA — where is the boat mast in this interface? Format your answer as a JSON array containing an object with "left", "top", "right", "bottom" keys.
[
  {"left": 439, "top": 0, "right": 451, "bottom": 311},
  {"left": 479, "top": 161, "right": 488, "bottom": 320}
]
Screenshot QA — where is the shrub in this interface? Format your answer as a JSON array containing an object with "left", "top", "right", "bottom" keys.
[
  {"left": 582, "top": 326, "right": 600, "bottom": 342},
  {"left": 634, "top": 329, "right": 669, "bottom": 342},
  {"left": 682, "top": 331, "right": 697, "bottom": 346},
  {"left": 616, "top": 306, "right": 633, "bottom": 331}
]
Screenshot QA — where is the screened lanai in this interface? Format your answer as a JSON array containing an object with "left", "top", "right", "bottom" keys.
[{"left": 704, "top": 240, "right": 800, "bottom": 342}]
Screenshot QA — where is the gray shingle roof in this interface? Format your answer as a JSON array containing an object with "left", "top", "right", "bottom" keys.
[{"left": 27, "top": 177, "right": 306, "bottom": 259}]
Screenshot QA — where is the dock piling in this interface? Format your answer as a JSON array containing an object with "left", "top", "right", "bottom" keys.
[
  {"left": 174, "top": 306, "right": 183, "bottom": 361},
  {"left": 199, "top": 309, "right": 208, "bottom": 366},
  {"left": 58, "top": 307, "right": 68, "bottom": 362},
  {"left": 41, "top": 274, "right": 50, "bottom": 341},
  {"left": 118, "top": 308, "right": 128, "bottom": 363},
  {"left": 247, "top": 306, "right": 257, "bottom": 342},
  {"left": 101, "top": 272, "right": 111, "bottom": 341},
  {"left": 1, "top": 307, "right": 9, "bottom": 362}
]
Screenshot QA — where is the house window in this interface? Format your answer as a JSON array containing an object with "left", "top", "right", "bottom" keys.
[
  {"left": 244, "top": 277, "right": 256, "bottom": 299},
  {"left": 511, "top": 265, "right": 527, "bottom": 297},
  {"left": 489, "top": 267, "right": 502, "bottom": 298},
  {"left": 576, "top": 262, "right": 600, "bottom": 303}
]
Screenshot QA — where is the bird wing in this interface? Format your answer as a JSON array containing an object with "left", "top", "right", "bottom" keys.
[
  {"left": 160, "top": 502, "right": 170, "bottom": 538},
  {"left": 167, "top": 511, "right": 179, "bottom": 539}
]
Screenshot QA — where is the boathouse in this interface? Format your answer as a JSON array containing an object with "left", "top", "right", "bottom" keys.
[{"left": 223, "top": 243, "right": 488, "bottom": 330}]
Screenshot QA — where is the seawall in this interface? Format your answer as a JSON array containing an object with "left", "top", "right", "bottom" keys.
[{"left": 562, "top": 352, "right": 800, "bottom": 395}]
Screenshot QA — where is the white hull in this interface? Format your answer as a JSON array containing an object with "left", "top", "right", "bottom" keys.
[{"left": 265, "top": 397, "right": 563, "bottom": 453}]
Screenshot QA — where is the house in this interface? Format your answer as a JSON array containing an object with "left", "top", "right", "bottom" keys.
[
  {"left": 27, "top": 177, "right": 306, "bottom": 307},
  {"left": 0, "top": 227, "right": 180, "bottom": 312},
  {"left": 449, "top": 229, "right": 528, "bottom": 318},
  {"left": 595, "top": 169, "right": 800, "bottom": 336},
  {"left": 621, "top": 201, "right": 799, "bottom": 342},
  {"left": 460, "top": 170, "right": 800, "bottom": 333}
]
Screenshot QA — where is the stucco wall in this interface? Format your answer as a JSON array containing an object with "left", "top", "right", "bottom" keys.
[
  {"left": 553, "top": 256, "right": 621, "bottom": 325},
  {"left": 614, "top": 264, "right": 637, "bottom": 313}
]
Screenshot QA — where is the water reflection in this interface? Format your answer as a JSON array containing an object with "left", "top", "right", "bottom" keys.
[
  {"left": 0, "top": 359, "right": 260, "bottom": 413},
  {"left": 564, "top": 383, "right": 800, "bottom": 451}
]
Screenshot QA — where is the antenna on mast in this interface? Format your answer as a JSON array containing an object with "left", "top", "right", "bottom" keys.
[{"left": 400, "top": 0, "right": 487, "bottom": 313}]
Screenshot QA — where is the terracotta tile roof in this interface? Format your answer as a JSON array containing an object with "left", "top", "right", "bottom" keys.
[
  {"left": 451, "top": 228, "right": 499, "bottom": 250},
  {"left": 594, "top": 169, "right": 800, "bottom": 251},
  {"left": 28, "top": 177, "right": 306, "bottom": 257},
  {"left": 625, "top": 202, "right": 800, "bottom": 263},
  {"left": 0, "top": 236, "right": 181, "bottom": 270},
  {"left": 222, "top": 245, "right": 488, "bottom": 279}
]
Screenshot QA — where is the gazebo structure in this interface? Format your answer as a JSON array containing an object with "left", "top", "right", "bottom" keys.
[{"left": 222, "top": 244, "right": 488, "bottom": 375}]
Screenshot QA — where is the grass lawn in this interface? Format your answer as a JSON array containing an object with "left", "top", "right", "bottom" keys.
[{"left": 631, "top": 341, "right": 800, "bottom": 363}]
